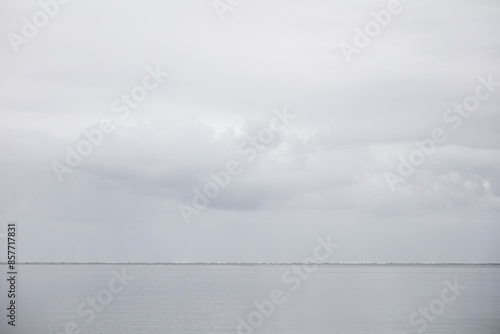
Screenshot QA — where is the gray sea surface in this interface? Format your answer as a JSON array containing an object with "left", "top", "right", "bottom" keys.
[{"left": 1, "top": 264, "right": 499, "bottom": 333}]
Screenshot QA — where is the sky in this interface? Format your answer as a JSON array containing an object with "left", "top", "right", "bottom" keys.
[{"left": 0, "top": 0, "right": 499, "bottom": 263}]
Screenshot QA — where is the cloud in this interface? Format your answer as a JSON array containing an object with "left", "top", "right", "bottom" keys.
[{"left": 0, "top": 0, "right": 499, "bottom": 262}]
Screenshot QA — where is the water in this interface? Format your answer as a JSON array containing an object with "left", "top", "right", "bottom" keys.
[{"left": 1, "top": 264, "right": 499, "bottom": 333}]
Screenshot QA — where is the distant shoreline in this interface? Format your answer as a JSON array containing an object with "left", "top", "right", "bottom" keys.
[{"left": 1, "top": 262, "right": 499, "bottom": 266}]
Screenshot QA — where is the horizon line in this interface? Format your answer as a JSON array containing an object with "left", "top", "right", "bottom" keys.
[{"left": 1, "top": 262, "right": 499, "bottom": 265}]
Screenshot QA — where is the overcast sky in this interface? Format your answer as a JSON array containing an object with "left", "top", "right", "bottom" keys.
[{"left": 1, "top": 0, "right": 499, "bottom": 263}]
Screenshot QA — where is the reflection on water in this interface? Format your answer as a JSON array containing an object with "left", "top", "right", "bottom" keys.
[{"left": 1, "top": 264, "right": 499, "bottom": 334}]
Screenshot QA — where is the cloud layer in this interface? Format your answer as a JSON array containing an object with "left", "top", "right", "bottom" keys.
[{"left": 1, "top": 0, "right": 499, "bottom": 262}]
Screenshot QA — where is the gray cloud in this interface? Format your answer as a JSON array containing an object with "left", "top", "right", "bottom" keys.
[{"left": 0, "top": 0, "right": 499, "bottom": 263}]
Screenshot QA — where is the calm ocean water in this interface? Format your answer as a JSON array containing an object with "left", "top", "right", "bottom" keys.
[{"left": 1, "top": 264, "right": 499, "bottom": 333}]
